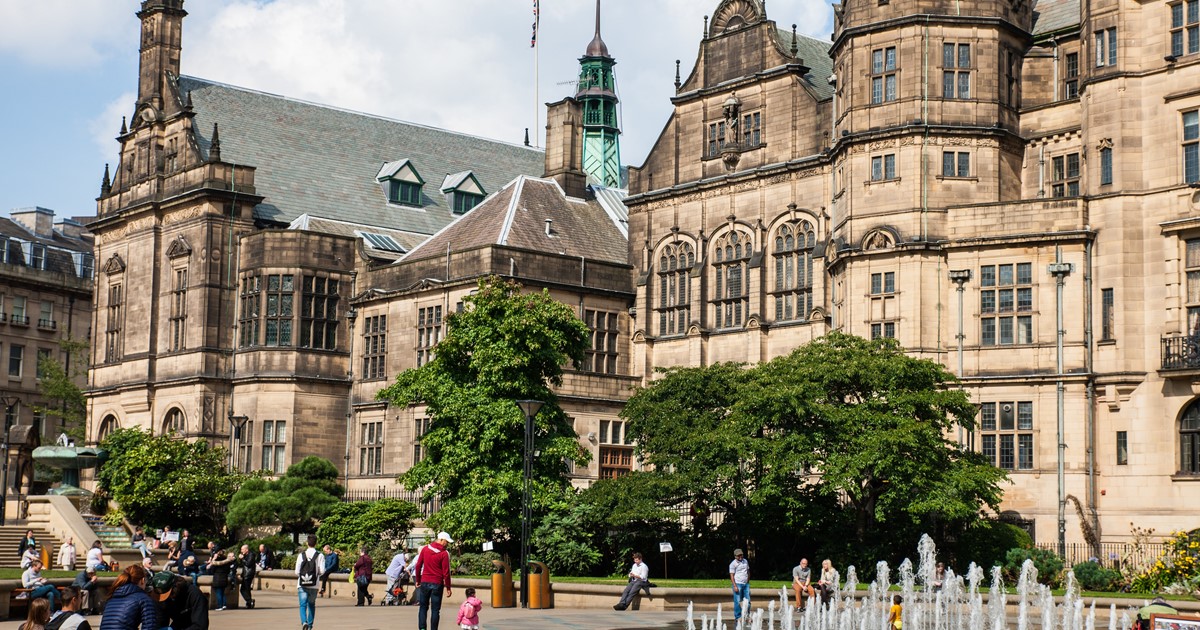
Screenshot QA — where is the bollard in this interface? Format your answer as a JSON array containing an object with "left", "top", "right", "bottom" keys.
[{"left": 491, "top": 560, "right": 515, "bottom": 608}]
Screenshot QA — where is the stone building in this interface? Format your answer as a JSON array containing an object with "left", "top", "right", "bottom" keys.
[
  {"left": 0, "top": 207, "right": 93, "bottom": 513},
  {"left": 626, "top": 0, "right": 1200, "bottom": 544},
  {"left": 88, "top": 0, "right": 1200, "bottom": 547},
  {"left": 86, "top": 0, "right": 543, "bottom": 476}
]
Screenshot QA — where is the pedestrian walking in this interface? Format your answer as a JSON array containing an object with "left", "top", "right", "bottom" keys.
[
  {"left": 294, "top": 535, "right": 324, "bottom": 630},
  {"left": 384, "top": 550, "right": 410, "bottom": 605},
  {"left": 889, "top": 595, "right": 903, "bottom": 629},
  {"left": 57, "top": 538, "right": 77, "bottom": 572},
  {"left": 455, "top": 588, "right": 482, "bottom": 630},
  {"left": 729, "top": 548, "right": 750, "bottom": 623},
  {"left": 414, "top": 532, "right": 454, "bottom": 630},
  {"left": 207, "top": 547, "right": 233, "bottom": 610},
  {"left": 353, "top": 547, "right": 374, "bottom": 606}
]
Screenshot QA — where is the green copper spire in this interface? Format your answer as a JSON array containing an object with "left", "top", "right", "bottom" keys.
[{"left": 575, "top": 0, "right": 621, "bottom": 189}]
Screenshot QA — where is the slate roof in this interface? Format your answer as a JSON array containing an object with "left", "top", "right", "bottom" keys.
[
  {"left": 1032, "top": 0, "right": 1080, "bottom": 36},
  {"left": 0, "top": 216, "right": 93, "bottom": 279},
  {"left": 773, "top": 27, "right": 835, "bottom": 101},
  {"left": 402, "top": 176, "right": 628, "bottom": 265},
  {"left": 176, "top": 76, "right": 545, "bottom": 234},
  {"left": 287, "top": 214, "right": 428, "bottom": 261}
]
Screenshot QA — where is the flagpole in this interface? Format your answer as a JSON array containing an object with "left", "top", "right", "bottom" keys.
[{"left": 533, "top": 0, "right": 540, "bottom": 148}]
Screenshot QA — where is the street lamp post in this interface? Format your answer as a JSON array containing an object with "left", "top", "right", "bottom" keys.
[
  {"left": 515, "top": 399, "right": 543, "bottom": 609},
  {"left": 0, "top": 396, "right": 19, "bottom": 525},
  {"left": 228, "top": 414, "right": 249, "bottom": 472}
]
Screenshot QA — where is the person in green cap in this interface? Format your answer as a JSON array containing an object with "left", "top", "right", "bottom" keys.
[
  {"left": 1135, "top": 596, "right": 1177, "bottom": 630},
  {"left": 150, "top": 571, "right": 209, "bottom": 630}
]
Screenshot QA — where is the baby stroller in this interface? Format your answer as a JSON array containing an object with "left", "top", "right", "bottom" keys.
[{"left": 382, "top": 569, "right": 411, "bottom": 606}]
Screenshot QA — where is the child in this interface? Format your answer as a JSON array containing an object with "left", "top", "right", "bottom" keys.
[
  {"left": 456, "top": 587, "right": 482, "bottom": 630},
  {"left": 888, "top": 595, "right": 903, "bottom": 630}
]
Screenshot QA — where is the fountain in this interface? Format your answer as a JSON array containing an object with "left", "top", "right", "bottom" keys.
[{"left": 682, "top": 535, "right": 1144, "bottom": 630}]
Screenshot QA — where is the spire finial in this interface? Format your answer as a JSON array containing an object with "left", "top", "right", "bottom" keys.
[
  {"left": 704, "top": 15, "right": 709, "bottom": 38},
  {"left": 119, "top": 116, "right": 127, "bottom": 136},
  {"left": 524, "top": 128, "right": 531, "bottom": 147},
  {"left": 791, "top": 24, "right": 799, "bottom": 57},
  {"left": 209, "top": 122, "right": 222, "bottom": 162},
  {"left": 584, "top": 0, "right": 609, "bottom": 57},
  {"left": 675, "top": 60, "right": 681, "bottom": 91},
  {"left": 185, "top": 90, "right": 193, "bottom": 110},
  {"left": 594, "top": 0, "right": 602, "bottom": 39},
  {"left": 101, "top": 163, "right": 111, "bottom": 196}
]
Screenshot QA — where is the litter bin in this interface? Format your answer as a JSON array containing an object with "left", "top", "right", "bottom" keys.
[
  {"left": 491, "top": 560, "right": 515, "bottom": 608},
  {"left": 527, "top": 561, "right": 551, "bottom": 609}
]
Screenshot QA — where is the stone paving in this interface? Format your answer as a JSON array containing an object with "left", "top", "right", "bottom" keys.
[{"left": 0, "top": 589, "right": 687, "bottom": 630}]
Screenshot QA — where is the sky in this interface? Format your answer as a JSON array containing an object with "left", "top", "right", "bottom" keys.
[{"left": 0, "top": 0, "right": 834, "bottom": 220}]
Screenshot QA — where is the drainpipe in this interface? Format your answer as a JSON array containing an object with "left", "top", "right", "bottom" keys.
[
  {"left": 949, "top": 270, "right": 973, "bottom": 446},
  {"left": 1084, "top": 234, "right": 1099, "bottom": 545},
  {"left": 344, "top": 271, "right": 358, "bottom": 487},
  {"left": 1049, "top": 250, "right": 1074, "bottom": 557}
]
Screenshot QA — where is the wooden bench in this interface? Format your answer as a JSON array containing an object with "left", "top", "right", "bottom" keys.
[{"left": 9, "top": 586, "right": 70, "bottom": 618}]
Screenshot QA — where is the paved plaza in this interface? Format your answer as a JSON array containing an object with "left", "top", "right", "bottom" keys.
[{"left": 0, "top": 589, "right": 686, "bottom": 630}]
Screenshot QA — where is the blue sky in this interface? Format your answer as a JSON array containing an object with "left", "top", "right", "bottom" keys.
[{"left": 0, "top": 0, "right": 833, "bottom": 221}]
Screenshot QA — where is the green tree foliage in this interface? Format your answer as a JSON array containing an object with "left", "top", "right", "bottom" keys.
[
  {"left": 532, "top": 500, "right": 602, "bottom": 576},
  {"left": 97, "top": 428, "right": 241, "bottom": 535},
  {"left": 225, "top": 456, "right": 344, "bottom": 536},
  {"left": 951, "top": 519, "right": 1032, "bottom": 572},
  {"left": 377, "top": 277, "right": 591, "bottom": 545},
  {"left": 315, "top": 498, "right": 420, "bottom": 550},
  {"left": 34, "top": 337, "right": 88, "bottom": 442},
  {"left": 622, "top": 332, "right": 1008, "bottom": 575}
]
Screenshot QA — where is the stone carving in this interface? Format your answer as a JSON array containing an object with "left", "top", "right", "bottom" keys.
[
  {"left": 102, "top": 253, "right": 127, "bottom": 275},
  {"left": 202, "top": 396, "right": 216, "bottom": 433},
  {"left": 863, "top": 230, "right": 894, "bottom": 250},
  {"left": 165, "top": 235, "right": 192, "bottom": 259},
  {"left": 710, "top": 0, "right": 765, "bottom": 34}
]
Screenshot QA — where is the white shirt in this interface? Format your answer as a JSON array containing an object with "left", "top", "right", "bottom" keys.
[
  {"left": 58, "top": 543, "right": 76, "bottom": 568},
  {"left": 629, "top": 561, "right": 649, "bottom": 581},
  {"left": 729, "top": 557, "right": 749, "bottom": 584},
  {"left": 85, "top": 547, "right": 104, "bottom": 571},
  {"left": 294, "top": 547, "right": 326, "bottom": 588}
]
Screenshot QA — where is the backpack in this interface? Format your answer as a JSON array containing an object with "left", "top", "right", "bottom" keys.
[{"left": 298, "top": 550, "right": 319, "bottom": 588}]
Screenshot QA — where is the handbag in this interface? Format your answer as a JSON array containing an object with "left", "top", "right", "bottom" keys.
[{"left": 355, "top": 574, "right": 371, "bottom": 586}]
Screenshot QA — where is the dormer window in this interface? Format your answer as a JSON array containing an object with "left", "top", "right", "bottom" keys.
[
  {"left": 376, "top": 159, "right": 425, "bottom": 208},
  {"left": 390, "top": 181, "right": 422, "bottom": 206},
  {"left": 441, "top": 171, "right": 487, "bottom": 215}
]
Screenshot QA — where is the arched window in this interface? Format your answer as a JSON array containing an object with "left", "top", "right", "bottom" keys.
[
  {"left": 773, "top": 220, "right": 816, "bottom": 322},
  {"left": 97, "top": 415, "right": 119, "bottom": 442},
  {"left": 656, "top": 242, "right": 694, "bottom": 336},
  {"left": 162, "top": 408, "right": 185, "bottom": 436},
  {"left": 713, "top": 230, "right": 752, "bottom": 329},
  {"left": 1182, "top": 401, "right": 1200, "bottom": 474}
]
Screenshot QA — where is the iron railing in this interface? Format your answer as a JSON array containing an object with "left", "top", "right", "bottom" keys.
[
  {"left": 341, "top": 486, "right": 440, "bottom": 517},
  {"left": 1162, "top": 334, "right": 1200, "bottom": 370},
  {"left": 1036, "top": 542, "right": 1168, "bottom": 571}
]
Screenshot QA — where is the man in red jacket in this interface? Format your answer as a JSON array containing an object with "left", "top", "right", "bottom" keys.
[{"left": 414, "top": 531, "right": 454, "bottom": 630}]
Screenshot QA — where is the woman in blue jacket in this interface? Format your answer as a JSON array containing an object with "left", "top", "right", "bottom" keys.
[{"left": 99, "top": 565, "right": 158, "bottom": 630}]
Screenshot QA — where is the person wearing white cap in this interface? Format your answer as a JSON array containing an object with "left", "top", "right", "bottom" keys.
[{"left": 414, "top": 532, "right": 455, "bottom": 630}]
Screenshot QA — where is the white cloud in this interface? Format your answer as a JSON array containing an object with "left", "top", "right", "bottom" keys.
[
  {"left": 0, "top": 0, "right": 134, "bottom": 67},
  {"left": 176, "top": 0, "right": 833, "bottom": 166},
  {"left": 89, "top": 92, "right": 136, "bottom": 176}
]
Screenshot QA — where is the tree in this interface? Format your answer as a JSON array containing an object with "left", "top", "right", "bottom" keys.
[
  {"left": 34, "top": 337, "right": 88, "bottom": 442},
  {"left": 740, "top": 333, "right": 1007, "bottom": 542},
  {"left": 97, "top": 428, "right": 242, "bottom": 535},
  {"left": 622, "top": 333, "right": 1008, "bottom": 573},
  {"left": 377, "top": 276, "right": 592, "bottom": 545},
  {"left": 225, "top": 456, "right": 343, "bottom": 537}
]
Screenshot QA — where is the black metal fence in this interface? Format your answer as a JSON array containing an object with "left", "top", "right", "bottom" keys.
[
  {"left": 341, "top": 486, "right": 440, "bottom": 517},
  {"left": 1036, "top": 542, "right": 1168, "bottom": 571},
  {"left": 1161, "top": 334, "right": 1200, "bottom": 370}
]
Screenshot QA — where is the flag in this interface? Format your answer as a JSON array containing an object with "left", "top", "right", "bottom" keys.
[{"left": 531, "top": 0, "right": 539, "bottom": 47}]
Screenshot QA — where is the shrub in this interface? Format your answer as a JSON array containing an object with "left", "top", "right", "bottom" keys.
[
  {"left": 1072, "top": 561, "right": 1122, "bottom": 591},
  {"left": 1131, "top": 530, "right": 1200, "bottom": 593},
  {"left": 1004, "top": 547, "right": 1064, "bottom": 586},
  {"left": 316, "top": 499, "right": 419, "bottom": 550},
  {"left": 954, "top": 519, "right": 1033, "bottom": 572},
  {"left": 532, "top": 502, "right": 602, "bottom": 576},
  {"left": 455, "top": 552, "right": 503, "bottom": 576}
]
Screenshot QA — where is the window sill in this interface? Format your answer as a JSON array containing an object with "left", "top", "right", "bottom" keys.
[
  {"left": 1098, "top": 339, "right": 1116, "bottom": 346},
  {"left": 386, "top": 201, "right": 426, "bottom": 212},
  {"left": 935, "top": 175, "right": 979, "bottom": 183},
  {"left": 865, "top": 177, "right": 901, "bottom": 186},
  {"left": 1171, "top": 473, "right": 1200, "bottom": 482}
]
